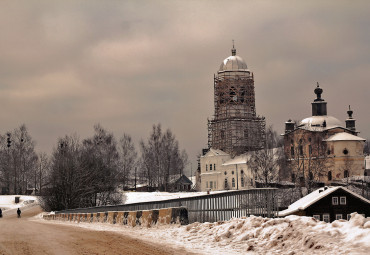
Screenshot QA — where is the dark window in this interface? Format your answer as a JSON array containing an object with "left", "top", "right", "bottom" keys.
[
  {"left": 214, "top": 164, "right": 216, "bottom": 171},
  {"left": 328, "top": 171, "right": 332, "bottom": 181},
  {"left": 332, "top": 197, "right": 338, "bottom": 205},
  {"left": 291, "top": 146, "right": 294, "bottom": 157},
  {"left": 344, "top": 170, "right": 349, "bottom": 178},
  {"left": 232, "top": 178, "right": 235, "bottom": 187},
  {"left": 210, "top": 164, "right": 212, "bottom": 171},
  {"left": 323, "top": 214, "right": 330, "bottom": 223},
  {"left": 340, "top": 196, "right": 346, "bottom": 205},
  {"left": 241, "top": 170, "right": 244, "bottom": 174},
  {"left": 224, "top": 171, "right": 227, "bottom": 175},
  {"left": 241, "top": 177, "right": 244, "bottom": 187},
  {"left": 232, "top": 171, "right": 234, "bottom": 175},
  {"left": 206, "top": 165, "right": 208, "bottom": 171},
  {"left": 224, "top": 178, "right": 228, "bottom": 188},
  {"left": 309, "top": 145, "right": 312, "bottom": 155},
  {"left": 343, "top": 148, "right": 349, "bottom": 155},
  {"left": 299, "top": 145, "right": 303, "bottom": 156}
]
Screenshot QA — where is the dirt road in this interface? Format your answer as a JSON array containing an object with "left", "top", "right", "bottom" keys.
[{"left": 0, "top": 206, "right": 196, "bottom": 255}]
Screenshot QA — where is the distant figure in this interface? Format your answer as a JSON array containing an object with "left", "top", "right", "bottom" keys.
[
  {"left": 0, "top": 208, "right": 2, "bottom": 218},
  {"left": 17, "top": 208, "right": 21, "bottom": 218}
]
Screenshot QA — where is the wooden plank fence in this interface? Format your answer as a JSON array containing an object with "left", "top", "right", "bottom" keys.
[{"left": 56, "top": 188, "right": 277, "bottom": 223}]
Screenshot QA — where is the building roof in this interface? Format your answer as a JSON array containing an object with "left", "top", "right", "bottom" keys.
[
  {"left": 279, "top": 186, "right": 370, "bottom": 217},
  {"left": 222, "top": 147, "right": 282, "bottom": 166},
  {"left": 219, "top": 55, "right": 248, "bottom": 72},
  {"left": 324, "top": 132, "right": 365, "bottom": 142},
  {"left": 203, "top": 148, "right": 229, "bottom": 157},
  {"left": 222, "top": 154, "right": 250, "bottom": 166},
  {"left": 298, "top": 115, "right": 342, "bottom": 131}
]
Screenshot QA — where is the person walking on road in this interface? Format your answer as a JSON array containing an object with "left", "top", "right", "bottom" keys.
[{"left": 17, "top": 208, "right": 21, "bottom": 218}]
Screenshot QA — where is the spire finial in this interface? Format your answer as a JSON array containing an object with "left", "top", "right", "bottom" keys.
[
  {"left": 231, "top": 40, "right": 236, "bottom": 56},
  {"left": 314, "top": 82, "right": 323, "bottom": 101},
  {"left": 347, "top": 105, "right": 353, "bottom": 118}
]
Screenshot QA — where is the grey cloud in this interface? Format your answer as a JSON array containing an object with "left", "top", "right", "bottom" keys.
[{"left": 0, "top": 0, "right": 369, "bottom": 173}]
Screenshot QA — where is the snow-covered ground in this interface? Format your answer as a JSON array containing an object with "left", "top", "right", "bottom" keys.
[
  {"left": 2, "top": 193, "right": 369, "bottom": 254},
  {"left": 123, "top": 191, "right": 226, "bottom": 204},
  {"left": 36, "top": 212, "right": 370, "bottom": 255},
  {"left": 0, "top": 195, "right": 38, "bottom": 216}
]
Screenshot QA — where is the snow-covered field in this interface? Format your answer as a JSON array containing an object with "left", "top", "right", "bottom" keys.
[
  {"left": 2, "top": 193, "right": 369, "bottom": 254},
  {"left": 0, "top": 195, "right": 38, "bottom": 216},
  {"left": 123, "top": 191, "right": 226, "bottom": 204}
]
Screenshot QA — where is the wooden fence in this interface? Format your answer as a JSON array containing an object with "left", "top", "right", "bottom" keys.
[{"left": 56, "top": 188, "right": 277, "bottom": 223}]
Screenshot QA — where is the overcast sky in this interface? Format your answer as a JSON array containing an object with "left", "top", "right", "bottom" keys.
[{"left": 1, "top": 0, "right": 369, "bottom": 173}]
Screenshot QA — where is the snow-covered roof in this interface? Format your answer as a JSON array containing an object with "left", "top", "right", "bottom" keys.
[
  {"left": 222, "top": 148, "right": 283, "bottom": 166},
  {"left": 298, "top": 115, "right": 343, "bottom": 131},
  {"left": 279, "top": 186, "right": 370, "bottom": 217},
  {"left": 203, "top": 148, "right": 229, "bottom": 157},
  {"left": 222, "top": 154, "right": 250, "bottom": 166},
  {"left": 324, "top": 132, "right": 365, "bottom": 142}
]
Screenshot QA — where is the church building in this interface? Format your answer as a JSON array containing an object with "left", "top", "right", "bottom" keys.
[
  {"left": 198, "top": 45, "right": 265, "bottom": 191},
  {"left": 283, "top": 83, "right": 366, "bottom": 185}
]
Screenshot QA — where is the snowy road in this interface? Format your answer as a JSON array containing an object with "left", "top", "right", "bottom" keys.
[{"left": 0, "top": 206, "right": 196, "bottom": 255}]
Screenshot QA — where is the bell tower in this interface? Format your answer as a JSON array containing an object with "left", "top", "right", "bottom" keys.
[{"left": 208, "top": 44, "right": 265, "bottom": 156}]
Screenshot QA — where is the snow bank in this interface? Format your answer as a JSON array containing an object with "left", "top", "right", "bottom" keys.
[
  {"left": 180, "top": 213, "right": 370, "bottom": 254},
  {"left": 38, "top": 212, "right": 370, "bottom": 255}
]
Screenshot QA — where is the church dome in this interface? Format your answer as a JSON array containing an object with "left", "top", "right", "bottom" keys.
[
  {"left": 218, "top": 45, "right": 249, "bottom": 72},
  {"left": 299, "top": 115, "right": 343, "bottom": 130},
  {"left": 219, "top": 55, "right": 248, "bottom": 72}
]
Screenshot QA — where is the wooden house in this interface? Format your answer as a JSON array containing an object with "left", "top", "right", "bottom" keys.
[{"left": 279, "top": 186, "right": 370, "bottom": 222}]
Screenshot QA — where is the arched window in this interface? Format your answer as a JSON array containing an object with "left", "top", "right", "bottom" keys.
[
  {"left": 232, "top": 178, "right": 235, "bottom": 188},
  {"left": 299, "top": 145, "right": 303, "bottom": 156},
  {"left": 328, "top": 171, "right": 332, "bottom": 181},
  {"left": 344, "top": 170, "right": 349, "bottom": 178},
  {"left": 210, "top": 164, "right": 212, "bottom": 171}
]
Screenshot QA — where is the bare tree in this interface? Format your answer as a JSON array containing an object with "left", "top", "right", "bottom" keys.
[
  {"left": 247, "top": 126, "right": 283, "bottom": 188},
  {"left": 35, "top": 152, "right": 51, "bottom": 195},
  {"left": 0, "top": 125, "right": 38, "bottom": 195},
  {"left": 139, "top": 124, "right": 188, "bottom": 191},
  {"left": 118, "top": 133, "right": 137, "bottom": 189}
]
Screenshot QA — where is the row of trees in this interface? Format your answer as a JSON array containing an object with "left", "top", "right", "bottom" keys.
[
  {"left": 0, "top": 125, "right": 49, "bottom": 195},
  {"left": 0, "top": 123, "right": 188, "bottom": 211}
]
